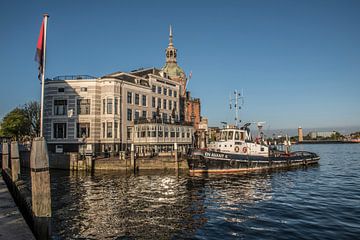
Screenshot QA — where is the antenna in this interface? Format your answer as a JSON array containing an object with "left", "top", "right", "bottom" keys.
[{"left": 229, "top": 89, "right": 244, "bottom": 127}]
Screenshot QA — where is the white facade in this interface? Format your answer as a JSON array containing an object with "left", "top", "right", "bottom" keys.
[{"left": 44, "top": 69, "right": 193, "bottom": 154}]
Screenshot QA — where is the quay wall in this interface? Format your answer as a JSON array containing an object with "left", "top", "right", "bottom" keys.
[
  {"left": 1, "top": 170, "right": 35, "bottom": 239},
  {"left": 18, "top": 150, "right": 190, "bottom": 171}
]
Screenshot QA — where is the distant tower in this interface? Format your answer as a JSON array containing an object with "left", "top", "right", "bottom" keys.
[{"left": 298, "top": 126, "right": 303, "bottom": 142}]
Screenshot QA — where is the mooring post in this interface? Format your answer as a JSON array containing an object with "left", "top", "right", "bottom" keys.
[
  {"left": 2, "top": 141, "right": 9, "bottom": 171},
  {"left": 10, "top": 141, "right": 20, "bottom": 181},
  {"left": 174, "top": 142, "right": 179, "bottom": 171},
  {"left": 131, "top": 144, "right": 135, "bottom": 173},
  {"left": 30, "top": 137, "right": 51, "bottom": 239}
]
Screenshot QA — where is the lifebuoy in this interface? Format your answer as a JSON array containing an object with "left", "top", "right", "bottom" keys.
[
  {"left": 234, "top": 146, "right": 240, "bottom": 152},
  {"left": 242, "top": 147, "right": 247, "bottom": 153}
]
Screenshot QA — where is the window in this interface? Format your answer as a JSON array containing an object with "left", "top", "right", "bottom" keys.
[
  {"left": 127, "top": 92, "right": 132, "bottom": 104},
  {"left": 135, "top": 93, "right": 139, "bottom": 105},
  {"left": 142, "top": 110, "right": 147, "bottom": 118},
  {"left": 169, "top": 100, "right": 172, "bottom": 110},
  {"left": 142, "top": 95, "right": 147, "bottom": 106},
  {"left": 152, "top": 85, "right": 156, "bottom": 92},
  {"left": 107, "top": 98, "right": 113, "bottom": 114},
  {"left": 240, "top": 132, "right": 245, "bottom": 140},
  {"left": 164, "top": 88, "right": 167, "bottom": 95},
  {"left": 77, "top": 99, "right": 90, "bottom": 115},
  {"left": 174, "top": 91, "right": 177, "bottom": 98},
  {"left": 58, "top": 88, "right": 64, "bottom": 93},
  {"left": 127, "top": 109, "right": 132, "bottom": 121},
  {"left": 115, "top": 98, "right": 118, "bottom": 115},
  {"left": 158, "top": 126, "right": 163, "bottom": 137},
  {"left": 127, "top": 127, "right": 132, "bottom": 140},
  {"left": 174, "top": 101, "right": 177, "bottom": 110},
  {"left": 164, "top": 127, "right": 169, "bottom": 138},
  {"left": 53, "top": 123, "right": 66, "bottom": 138},
  {"left": 170, "top": 127, "right": 175, "bottom": 138},
  {"left": 152, "top": 111, "right": 157, "bottom": 119},
  {"left": 54, "top": 100, "right": 67, "bottom": 115},
  {"left": 228, "top": 131, "right": 234, "bottom": 141},
  {"left": 169, "top": 89, "right": 172, "bottom": 97},
  {"left": 102, "top": 122, "right": 105, "bottom": 138},
  {"left": 77, "top": 123, "right": 90, "bottom": 138},
  {"left": 235, "top": 131, "right": 240, "bottom": 140},
  {"left": 176, "top": 127, "right": 179, "bottom": 138},
  {"left": 107, "top": 122, "right": 112, "bottom": 138},
  {"left": 157, "top": 98, "right": 161, "bottom": 108},
  {"left": 102, "top": 99, "right": 105, "bottom": 114},
  {"left": 80, "top": 87, "right": 87, "bottom": 92},
  {"left": 135, "top": 111, "right": 139, "bottom": 120},
  {"left": 163, "top": 99, "right": 167, "bottom": 110},
  {"left": 152, "top": 97, "right": 156, "bottom": 108},
  {"left": 163, "top": 113, "right": 167, "bottom": 121},
  {"left": 157, "top": 86, "right": 162, "bottom": 94}
]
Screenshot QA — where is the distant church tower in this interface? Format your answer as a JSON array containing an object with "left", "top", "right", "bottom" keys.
[{"left": 161, "top": 26, "right": 187, "bottom": 96}]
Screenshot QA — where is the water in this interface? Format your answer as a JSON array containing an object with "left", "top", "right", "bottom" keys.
[{"left": 43, "top": 144, "right": 360, "bottom": 239}]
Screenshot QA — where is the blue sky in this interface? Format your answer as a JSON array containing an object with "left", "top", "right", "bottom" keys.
[{"left": 1, "top": 0, "right": 359, "bottom": 130}]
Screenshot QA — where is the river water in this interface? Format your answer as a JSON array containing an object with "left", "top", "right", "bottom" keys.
[{"left": 46, "top": 144, "right": 360, "bottom": 239}]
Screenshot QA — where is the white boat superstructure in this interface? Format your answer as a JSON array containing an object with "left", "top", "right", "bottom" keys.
[{"left": 208, "top": 124, "right": 269, "bottom": 157}]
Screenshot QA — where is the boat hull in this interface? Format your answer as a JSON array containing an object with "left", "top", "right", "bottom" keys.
[{"left": 187, "top": 150, "right": 320, "bottom": 174}]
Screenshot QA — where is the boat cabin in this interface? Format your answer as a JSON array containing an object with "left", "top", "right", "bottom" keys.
[{"left": 208, "top": 125, "right": 269, "bottom": 157}]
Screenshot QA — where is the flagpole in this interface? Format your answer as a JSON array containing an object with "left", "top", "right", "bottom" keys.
[{"left": 40, "top": 13, "right": 49, "bottom": 138}]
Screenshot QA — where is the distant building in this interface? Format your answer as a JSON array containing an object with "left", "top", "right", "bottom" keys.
[
  {"left": 309, "top": 131, "right": 336, "bottom": 139},
  {"left": 43, "top": 27, "right": 201, "bottom": 154}
]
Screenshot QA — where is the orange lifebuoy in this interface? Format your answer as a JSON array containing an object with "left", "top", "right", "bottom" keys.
[
  {"left": 234, "top": 146, "right": 240, "bottom": 152},
  {"left": 242, "top": 147, "right": 247, "bottom": 153}
]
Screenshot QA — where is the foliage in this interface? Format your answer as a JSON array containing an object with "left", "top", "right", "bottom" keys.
[
  {"left": 23, "top": 101, "right": 40, "bottom": 137},
  {"left": 0, "top": 108, "right": 31, "bottom": 140},
  {"left": 0, "top": 101, "right": 40, "bottom": 141}
]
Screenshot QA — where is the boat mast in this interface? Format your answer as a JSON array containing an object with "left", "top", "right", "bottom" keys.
[{"left": 229, "top": 89, "right": 244, "bottom": 127}]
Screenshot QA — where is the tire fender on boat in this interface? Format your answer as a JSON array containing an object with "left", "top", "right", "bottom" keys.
[
  {"left": 234, "top": 146, "right": 240, "bottom": 153},
  {"left": 242, "top": 147, "right": 248, "bottom": 153}
]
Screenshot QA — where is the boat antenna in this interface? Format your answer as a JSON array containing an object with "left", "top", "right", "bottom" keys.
[{"left": 229, "top": 89, "right": 244, "bottom": 127}]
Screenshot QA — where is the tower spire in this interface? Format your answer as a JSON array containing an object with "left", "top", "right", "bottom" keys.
[
  {"left": 169, "top": 25, "right": 173, "bottom": 46},
  {"left": 165, "top": 25, "right": 177, "bottom": 63}
]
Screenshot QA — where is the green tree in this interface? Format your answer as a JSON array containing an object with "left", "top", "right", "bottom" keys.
[{"left": 0, "top": 108, "right": 31, "bottom": 140}]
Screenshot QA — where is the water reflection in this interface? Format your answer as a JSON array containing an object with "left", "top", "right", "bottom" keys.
[{"left": 49, "top": 170, "right": 277, "bottom": 239}]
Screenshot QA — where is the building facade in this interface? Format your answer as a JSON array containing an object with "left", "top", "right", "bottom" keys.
[{"left": 43, "top": 27, "right": 197, "bottom": 154}]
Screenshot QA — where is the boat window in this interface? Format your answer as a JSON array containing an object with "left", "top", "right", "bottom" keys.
[
  {"left": 240, "top": 132, "right": 245, "bottom": 140},
  {"left": 235, "top": 131, "right": 240, "bottom": 140},
  {"left": 220, "top": 131, "right": 228, "bottom": 141},
  {"left": 228, "top": 131, "right": 234, "bottom": 141}
]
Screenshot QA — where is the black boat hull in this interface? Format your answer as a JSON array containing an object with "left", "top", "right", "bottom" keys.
[{"left": 187, "top": 150, "right": 320, "bottom": 174}]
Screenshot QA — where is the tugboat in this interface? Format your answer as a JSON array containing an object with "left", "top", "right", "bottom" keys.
[{"left": 188, "top": 90, "right": 320, "bottom": 174}]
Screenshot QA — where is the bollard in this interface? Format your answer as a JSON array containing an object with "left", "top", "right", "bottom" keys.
[
  {"left": 2, "top": 141, "right": 9, "bottom": 170},
  {"left": 10, "top": 141, "right": 20, "bottom": 181},
  {"left": 30, "top": 137, "right": 51, "bottom": 239},
  {"left": 86, "top": 155, "right": 92, "bottom": 171},
  {"left": 130, "top": 144, "right": 135, "bottom": 173},
  {"left": 174, "top": 142, "right": 179, "bottom": 171}
]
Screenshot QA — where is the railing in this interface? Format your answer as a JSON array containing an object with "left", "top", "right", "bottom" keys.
[
  {"left": 134, "top": 118, "right": 194, "bottom": 126},
  {"left": 52, "top": 75, "right": 97, "bottom": 81}
]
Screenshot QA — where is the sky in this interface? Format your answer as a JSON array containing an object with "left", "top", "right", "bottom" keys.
[{"left": 0, "top": 0, "right": 359, "bottom": 131}]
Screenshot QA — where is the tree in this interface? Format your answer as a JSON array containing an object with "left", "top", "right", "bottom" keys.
[
  {"left": 0, "top": 108, "right": 31, "bottom": 140},
  {"left": 23, "top": 101, "right": 40, "bottom": 137}
]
